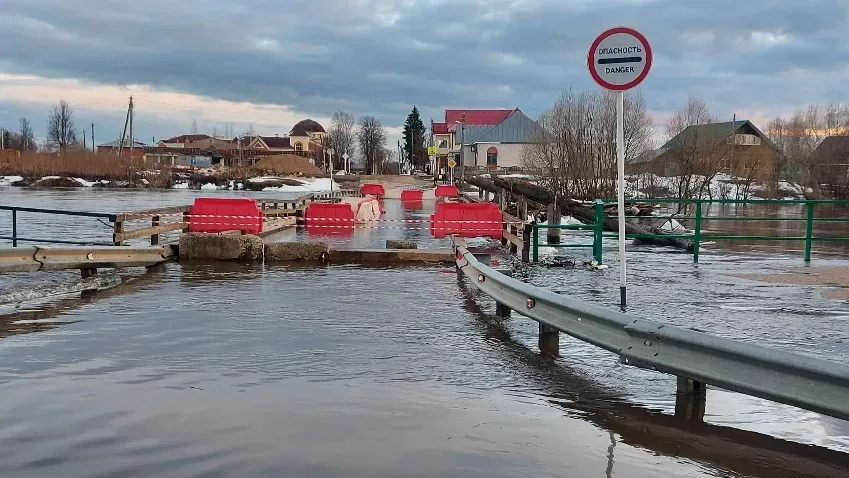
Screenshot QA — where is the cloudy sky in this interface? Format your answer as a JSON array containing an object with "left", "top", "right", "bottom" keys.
[{"left": 0, "top": 0, "right": 846, "bottom": 147}]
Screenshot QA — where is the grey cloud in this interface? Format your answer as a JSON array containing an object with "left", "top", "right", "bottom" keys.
[{"left": 1, "top": 0, "right": 848, "bottom": 136}]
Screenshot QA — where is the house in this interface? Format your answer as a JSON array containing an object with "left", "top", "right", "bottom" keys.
[
  {"left": 810, "top": 136, "right": 849, "bottom": 193},
  {"left": 431, "top": 108, "right": 548, "bottom": 173},
  {"left": 249, "top": 135, "right": 292, "bottom": 153},
  {"left": 630, "top": 120, "right": 780, "bottom": 180},
  {"left": 96, "top": 139, "right": 146, "bottom": 159},
  {"left": 157, "top": 134, "right": 211, "bottom": 148}
]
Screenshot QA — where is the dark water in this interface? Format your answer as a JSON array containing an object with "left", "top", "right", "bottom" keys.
[{"left": 1, "top": 188, "right": 848, "bottom": 477}]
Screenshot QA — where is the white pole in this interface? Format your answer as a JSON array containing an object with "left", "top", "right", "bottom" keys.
[
  {"left": 328, "top": 150, "right": 334, "bottom": 193},
  {"left": 616, "top": 90, "right": 627, "bottom": 311}
]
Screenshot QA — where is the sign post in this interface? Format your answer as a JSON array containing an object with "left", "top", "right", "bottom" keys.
[
  {"left": 587, "top": 26, "right": 652, "bottom": 312},
  {"left": 447, "top": 157, "right": 457, "bottom": 183},
  {"left": 342, "top": 151, "right": 349, "bottom": 174},
  {"left": 327, "top": 148, "right": 334, "bottom": 192}
]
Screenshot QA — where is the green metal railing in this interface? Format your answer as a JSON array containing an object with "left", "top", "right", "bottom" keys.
[
  {"left": 598, "top": 198, "right": 849, "bottom": 263},
  {"left": 532, "top": 200, "right": 604, "bottom": 263},
  {"left": 531, "top": 198, "right": 849, "bottom": 264}
]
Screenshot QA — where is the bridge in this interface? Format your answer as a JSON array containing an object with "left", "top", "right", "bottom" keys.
[{"left": 2, "top": 184, "right": 849, "bottom": 430}]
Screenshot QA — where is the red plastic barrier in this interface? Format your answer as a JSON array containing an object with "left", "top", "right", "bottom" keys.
[
  {"left": 400, "top": 189, "right": 423, "bottom": 201},
  {"left": 429, "top": 202, "right": 502, "bottom": 239},
  {"left": 188, "top": 197, "right": 262, "bottom": 234},
  {"left": 434, "top": 185, "right": 459, "bottom": 198},
  {"left": 304, "top": 202, "right": 354, "bottom": 228},
  {"left": 360, "top": 183, "right": 385, "bottom": 197}
]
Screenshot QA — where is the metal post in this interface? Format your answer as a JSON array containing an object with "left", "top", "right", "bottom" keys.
[
  {"left": 693, "top": 201, "right": 703, "bottom": 263},
  {"left": 539, "top": 323, "right": 559, "bottom": 356},
  {"left": 460, "top": 123, "right": 466, "bottom": 185},
  {"left": 616, "top": 90, "right": 627, "bottom": 312},
  {"left": 805, "top": 202, "right": 815, "bottom": 262},
  {"left": 11, "top": 209, "right": 17, "bottom": 247},
  {"left": 532, "top": 225, "right": 539, "bottom": 262},
  {"left": 593, "top": 200, "right": 604, "bottom": 263},
  {"left": 151, "top": 215, "right": 161, "bottom": 245},
  {"left": 522, "top": 223, "right": 532, "bottom": 263}
]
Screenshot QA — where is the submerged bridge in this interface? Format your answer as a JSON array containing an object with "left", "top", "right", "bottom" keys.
[{"left": 2, "top": 184, "right": 849, "bottom": 428}]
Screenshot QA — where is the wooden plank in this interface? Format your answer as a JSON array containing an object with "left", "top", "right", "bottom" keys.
[
  {"left": 502, "top": 212, "right": 523, "bottom": 225},
  {"left": 114, "top": 222, "right": 185, "bottom": 242},
  {"left": 116, "top": 205, "right": 190, "bottom": 222},
  {"left": 503, "top": 230, "right": 523, "bottom": 248}
]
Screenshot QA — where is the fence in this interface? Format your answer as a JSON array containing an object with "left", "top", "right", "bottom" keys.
[
  {"left": 528, "top": 198, "right": 849, "bottom": 263},
  {"left": 0, "top": 206, "right": 117, "bottom": 247},
  {"left": 599, "top": 198, "right": 849, "bottom": 262}
]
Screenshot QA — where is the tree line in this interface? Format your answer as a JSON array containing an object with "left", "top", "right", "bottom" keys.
[{"left": 1, "top": 100, "right": 83, "bottom": 154}]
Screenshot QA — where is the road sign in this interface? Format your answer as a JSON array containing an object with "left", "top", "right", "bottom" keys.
[
  {"left": 588, "top": 26, "right": 652, "bottom": 312},
  {"left": 427, "top": 146, "right": 438, "bottom": 155},
  {"left": 587, "top": 26, "right": 652, "bottom": 91},
  {"left": 342, "top": 152, "right": 349, "bottom": 160},
  {"left": 447, "top": 158, "right": 456, "bottom": 168}
]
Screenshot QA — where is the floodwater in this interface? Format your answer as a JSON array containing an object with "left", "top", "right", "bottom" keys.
[{"left": 1, "top": 187, "right": 848, "bottom": 477}]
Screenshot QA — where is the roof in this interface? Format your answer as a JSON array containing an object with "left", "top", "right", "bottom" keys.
[
  {"left": 466, "top": 109, "right": 550, "bottom": 144},
  {"left": 812, "top": 136, "right": 849, "bottom": 165},
  {"left": 161, "top": 134, "right": 211, "bottom": 143},
  {"left": 452, "top": 109, "right": 550, "bottom": 145},
  {"left": 290, "top": 119, "right": 325, "bottom": 136},
  {"left": 432, "top": 122, "right": 449, "bottom": 135},
  {"left": 661, "top": 120, "right": 777, "bottom": 150},
  {"left": 98, "top": 140, "right": 146, "bottom": 148},
  {"left": 260, "top": 136, "right": 292, "bottom": 148},
  {"left": 444, "top": 109, "right": 516, "bottom": 127},
  {"left": 629, "top": 148, "right": 663, "bottom": 164}
]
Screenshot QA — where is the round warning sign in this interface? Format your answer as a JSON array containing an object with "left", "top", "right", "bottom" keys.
[{"left": 588, "top": 26, "right": 652, "bottom": 91}]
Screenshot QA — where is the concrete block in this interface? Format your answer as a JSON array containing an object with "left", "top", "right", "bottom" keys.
[
  {"left": 329, "top": 249, "right": 454, "bottom": 264},
  {"left": 385, "top": 239, "right": 417, "bottom": 249},
  {"left": 265, "top": 241, "right": 328, "bottom": 262},
  {"left": 179, "top": 233, "right": 264, "bottom": 261}
]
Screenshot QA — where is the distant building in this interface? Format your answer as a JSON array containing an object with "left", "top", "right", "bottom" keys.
[
  {"left": 810, "top": 136, "right": 849, "bottom": 195},
  {"left": 630, "top": 120, "right": 780, "bottom": 181},
  {"left": 431, "top": 108, "right": 547, "bottom": 173},
  {"left": 157, "top": 134, "right": 211, "bottom": 148},
  {"left": 97, "top": 139, "right": 146, "bottom": 159}
]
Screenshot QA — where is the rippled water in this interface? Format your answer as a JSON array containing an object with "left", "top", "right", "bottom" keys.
[{"left": 1, "top": 187, "right": 848, "bottom": 477}]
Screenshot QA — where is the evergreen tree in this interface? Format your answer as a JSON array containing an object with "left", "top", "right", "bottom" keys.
[{"left": 402, "top": 106, "right": 427, "bottom": 170}]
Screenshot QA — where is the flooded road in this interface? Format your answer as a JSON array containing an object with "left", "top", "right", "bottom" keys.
[{"left": 1, "top": 187, "right": 848, "bottom": 477}]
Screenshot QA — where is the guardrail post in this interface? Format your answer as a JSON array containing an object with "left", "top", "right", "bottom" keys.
[
  {"left": 693, "top": 201, "right": 702, "bottom": 263},
  {"left": 593, "top": 200, "right": 603, "bottom": 263},
  {"left": 521, "top": 224, "right": 531, "bottom": 263},
  {"left": 150, "top": 215, "right": 161, "bottom": 245},
  {"left": 804, "top": 202, "right": 815, "bottom": 262},
  {"left": 674, "top": 390, "right": 706, "bottom": 421},
  {"left": 677, "top": 376, "right": 706, "bottom": 394},
  {"left": 11, "top": 209, "right": 17, "bottom": 247},
  {"left": 509, "top": 224, "right": 518, "bottom": 254},
  {"left": 539, "top": 323, "right": 559, "bottom": 356},
  {"left": 532, "top": 225, "right": 539, "bottom": 262}
]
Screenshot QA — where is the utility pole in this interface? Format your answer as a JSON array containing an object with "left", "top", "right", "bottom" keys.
[
  {"left": 118, "top": 96, "right": 131, "bottom": 159},
  {"left": 128, "top": 96, "right": 135, "bottom": 160},
  {"left": 91, "top": 123, "right": 95, "bottom": 153}
]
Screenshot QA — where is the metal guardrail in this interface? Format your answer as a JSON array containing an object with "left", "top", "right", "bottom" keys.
[
  {"left": 0, "top": 245, "right": 175, "bottom": 273},
  {"left": 454, "top": 244, "right": 849, "bottom": 421},
  {"left": 0, "top": 205, "right": 117, "bottom": 247}
]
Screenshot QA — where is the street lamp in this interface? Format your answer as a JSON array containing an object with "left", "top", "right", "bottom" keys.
[{"left": 455, "top": 113, "right": 467, "bottom": 185}]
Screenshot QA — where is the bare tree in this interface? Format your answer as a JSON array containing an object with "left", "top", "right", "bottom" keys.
[
  {"left": 522, "top": 88, "right": 653, "bottom": 200},
  {"left": 661, "top": 95, "right": 725, "bottom": 200},
  {"left": 19, "top": 117, "right": 35, "bottom": 151},
  {"left": 191, "top": 119, "right": 199, "bottom": 135},
  {"left": 356, "top": 115, "right": 387, "bottom": 175},
  {"left": 47, "top": 100, "right": 78, "bottom": 155},
  {"left": 326, "top": 111, "right": 356, "bottom": 169}
]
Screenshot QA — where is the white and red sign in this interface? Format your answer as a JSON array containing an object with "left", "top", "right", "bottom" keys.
[{"left": 588, "top": 26, "right": 652, "bottom": 91}]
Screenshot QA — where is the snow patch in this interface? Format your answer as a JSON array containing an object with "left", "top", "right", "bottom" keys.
[
  {"left": 0, "top": 175, "right": 23, "bottom": 186},
  {"left": 171, "top": 181, "right": 190, "bottom": 189},
  {"left": 200, "top": 182, "right": 218, "bottom": 190}
]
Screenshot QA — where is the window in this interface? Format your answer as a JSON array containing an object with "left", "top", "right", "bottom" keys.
[
  {"left": 438, "top": 139, "right": 448, "bottom": 148},
  {"left": 486, "top": 146, "right": 498, "bottom": 169},
  {"left": 295, "top": 142, "right": 303, "bottom": 152}
]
